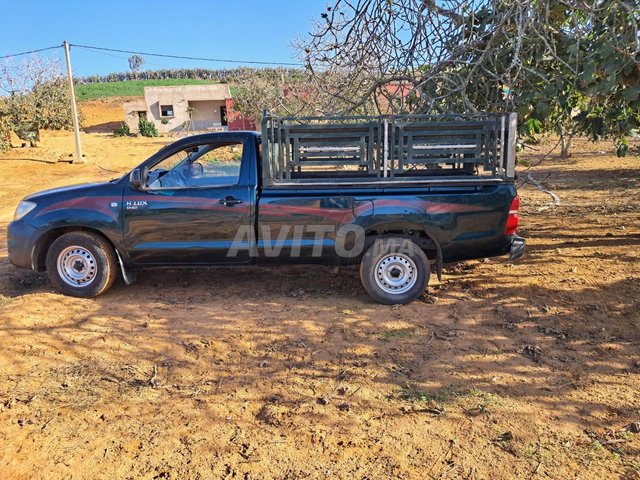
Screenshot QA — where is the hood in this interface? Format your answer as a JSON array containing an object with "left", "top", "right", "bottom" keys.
[
  {"left": 20, "top": 178, "right": 126, "bottom": 226},
  {"left": 24, "top": 182, "right": 110, "bottom": 201}
]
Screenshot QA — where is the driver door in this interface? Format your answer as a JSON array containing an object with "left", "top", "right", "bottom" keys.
[{"left": 122, "top": 138, "right": 253, "bottom": 265}]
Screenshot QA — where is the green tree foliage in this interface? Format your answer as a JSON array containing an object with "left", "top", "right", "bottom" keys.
[
  {"left": 572, "top": 4, "right": 640, "bottom": 146},
  {"left": 301, "top": 0, "right": 640, "bottom": 157},
  {"left": 0, "top": 110, "right": 11, "bottom": 151},
  {"left": 230, "top": 68, "right": 377, "bottom": 123},
  {"left": 0, "top": 56, "right": 75, "bottom": 148},
  {"left": 230, "top": 69, "right": 323, "bottom": 123}
]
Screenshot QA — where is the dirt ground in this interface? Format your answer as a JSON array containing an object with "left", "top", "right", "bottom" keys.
[{"left": 0, "top": 101, "right": 639, "bottom": 480}]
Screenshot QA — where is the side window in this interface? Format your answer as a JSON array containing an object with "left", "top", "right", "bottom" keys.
[{"left": 146, "top": 142, "right": 243, "bottom": 189}]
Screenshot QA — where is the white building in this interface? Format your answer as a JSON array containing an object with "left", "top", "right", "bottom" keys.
[{"left": 123, "top": 84, "right": 246, "bottom": 134}]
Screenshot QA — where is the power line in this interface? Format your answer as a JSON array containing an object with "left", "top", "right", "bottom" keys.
[
  {"left": 75, "top": 47, "right": 177, "bottom": 73},
  {"left": 0, "top": 45, "right": 62, "bottom": 60},
  {"left": 70, "top": 43, "right": 303, "bottom": 67},
  {"left": 1, "top": 42, "right": 304, "bottom": 67}
]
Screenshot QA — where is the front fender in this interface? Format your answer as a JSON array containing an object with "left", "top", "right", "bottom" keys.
[
  {"left": 25, "top": 205, "right": 128, "bottom": 272},
  {"left": 28, "top": 208, "right": 124, "bottom": 251}
]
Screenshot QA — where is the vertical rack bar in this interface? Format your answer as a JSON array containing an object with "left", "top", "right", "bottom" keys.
[
  {"left": 382, "top": 119, "right": 389, "bottom": 178},
  {"left": 276, "top": 119, "right": 284, "bottom": 180},
  {"left": 505, "top": 113, "right": 517, "bottom": 178},
  {"left": 491, "top": 117, "right": 500, "bottom": 175},
  {"left": 397, "top": 124, "right": 405, "bottom": 174},
  {"left": 390, "top": 118, "right": 396, "bottom": 178},
  {"left": 284, "top": 121, "right": 291, "bottom": 180},
  {"left": 377, "top": 118, "right": 383, "bottom": 175},
  {"left": 368, "top": 124, "right": 375, "bottom": 176},
  {"left": 260, "top": 112, "right": 268, "bottom": 183}
]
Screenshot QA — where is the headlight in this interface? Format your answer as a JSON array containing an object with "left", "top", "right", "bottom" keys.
[{"left": 14, "top": 200, "right": 37, "bottom": 221}]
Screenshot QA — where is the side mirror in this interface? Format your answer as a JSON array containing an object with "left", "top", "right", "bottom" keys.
[{"left": 130, "top": 169, "right": 143, "bottom": 189}]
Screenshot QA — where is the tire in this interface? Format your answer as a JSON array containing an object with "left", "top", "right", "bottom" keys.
[
  {"left": 45, "top": 231, "right": 118, "bottom": 298},
  {"left": 359, "top": 237, "right": 430, "bottom": 305}
]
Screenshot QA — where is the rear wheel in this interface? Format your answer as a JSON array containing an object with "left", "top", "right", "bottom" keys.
[
  {"left": 45, "top": 231, "right": 117, "bottom": 298},
  {"left": 360, "top": 237, "right": 430, "bottom": 304}
]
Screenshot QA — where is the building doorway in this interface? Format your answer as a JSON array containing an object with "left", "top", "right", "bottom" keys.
[{"left": 220, "top": 105, "right": 228, "bottom": 126}]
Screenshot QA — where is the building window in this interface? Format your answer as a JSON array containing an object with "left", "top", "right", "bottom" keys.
[{"left": 160, "top": 105, "right": 174, "bottom": 117}]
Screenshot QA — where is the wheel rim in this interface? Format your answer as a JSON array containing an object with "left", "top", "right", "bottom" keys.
[
  {"left": 56, "top": 246, "right": 97, "bottom": 287},
  {"left": 374, "top": 253, "right": 418, "bottom": 295}
]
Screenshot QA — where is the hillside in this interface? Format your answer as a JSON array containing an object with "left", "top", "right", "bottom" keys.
[
  {"left": 75, "top": 79, "right": 219, "bottom": 101},
  {"left": 80, "top": 97, "right": 132, "bottom": 133}
]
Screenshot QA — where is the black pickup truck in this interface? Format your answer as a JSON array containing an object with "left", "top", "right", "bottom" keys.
[{"left": 8, "top": 113, "right": 524, "bottom": 304}]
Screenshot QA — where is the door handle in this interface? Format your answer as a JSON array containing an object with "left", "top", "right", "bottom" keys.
[{"left": 219, "top": 196, "right": 243, "bottom": 206}]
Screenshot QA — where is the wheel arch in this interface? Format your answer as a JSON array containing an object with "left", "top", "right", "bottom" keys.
[
  {"left": 33, "top": 226, "right": 118, "bottom": 272},
  {"left": 361, "top": 221, "right": 443, "bottom": 281}
]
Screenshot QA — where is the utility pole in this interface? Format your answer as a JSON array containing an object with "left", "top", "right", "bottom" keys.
[{"left": 63, "top": 40, "right": 84, "bottom": 164}]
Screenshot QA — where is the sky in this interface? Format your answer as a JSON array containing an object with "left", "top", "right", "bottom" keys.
[{"left": 0, "top": 0, "right": 329, "bottom": 77}]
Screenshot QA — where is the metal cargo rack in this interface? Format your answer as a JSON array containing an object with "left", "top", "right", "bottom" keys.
[{"left": 261, "top": 111, "right": 517, "bottom": 186}]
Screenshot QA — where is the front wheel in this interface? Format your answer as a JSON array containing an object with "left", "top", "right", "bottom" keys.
[
  {"left": 359, "top": 237, "right": 430, "bottom": 304},
  {"left": 45, "top": 231, "right": 118, "bottom": 298}
]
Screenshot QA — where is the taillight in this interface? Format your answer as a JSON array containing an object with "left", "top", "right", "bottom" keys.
[{"left": 505, "top": 196, "right": 519, "bottom": 236}]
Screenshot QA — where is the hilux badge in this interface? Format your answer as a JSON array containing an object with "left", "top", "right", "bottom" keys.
[{"left": 126, "top": 200, "right": 148, "bottom": 210}]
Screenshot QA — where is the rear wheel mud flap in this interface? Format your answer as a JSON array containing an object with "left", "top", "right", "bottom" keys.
[{"left": 435, "top": 245, "right": 443, "bottom": 281}]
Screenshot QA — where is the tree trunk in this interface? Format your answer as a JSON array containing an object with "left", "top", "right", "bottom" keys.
[{"left": 559, "top": 130, "right": 572, "bottom": 158}]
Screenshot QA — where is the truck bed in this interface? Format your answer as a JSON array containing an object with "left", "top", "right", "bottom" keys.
[{"left": 256, "top": 181, "right": 516, "bottom": 266}]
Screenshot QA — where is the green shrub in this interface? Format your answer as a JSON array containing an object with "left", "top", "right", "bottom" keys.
[
  {"left": 0, "top": 112, "right": 12, "bottom": 151},
  {"left": 616, "top": 138, "right": 628, "bottom": 158},
  {"left": 113, "top": 122, "right": 130, "bottom": 137},
  {"left": 138, "top": 117, "right": 158, "bottom": 137}
]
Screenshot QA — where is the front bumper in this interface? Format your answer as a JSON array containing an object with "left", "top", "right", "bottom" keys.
[
  {"left": 7, "top": 219, "right": 40, "bottom": 269},
  {"left": 509, "top": 235, "right": 526, "bottom": 260}
]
